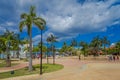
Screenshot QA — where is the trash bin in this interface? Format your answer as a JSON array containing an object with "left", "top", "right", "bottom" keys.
[{"left": 10, "top": 70, "right": 14, "bottom": 74}]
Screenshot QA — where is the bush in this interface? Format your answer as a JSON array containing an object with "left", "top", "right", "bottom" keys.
[
  {"left": 20, "top": 58, "right": 28, "bottom": 62},
  {"left": 24, "top": 66, "right": 36, "bottom": 71},
  {"left": 24, "top": 66, "right": 28, "bottom": 70},
  {"left": 32, "top": 66, "right": 36, "bottom": 70},
  {"left": 34, "top": 64, "right": 39, "bottom": 68}
]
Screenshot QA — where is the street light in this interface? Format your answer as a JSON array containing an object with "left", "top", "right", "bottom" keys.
[{"left": 40, "top": 30, "right": 43, "bottom": 75}]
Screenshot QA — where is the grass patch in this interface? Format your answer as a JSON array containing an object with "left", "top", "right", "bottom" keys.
[
  {"left": 0, "top": 61, "right": 19, "bottom": 68},
  {"left": 20, "top": 58, "right": 28, "bottom": 62},
  {"left": 0, "top": 64, "right": 64, "bottom": 79}
]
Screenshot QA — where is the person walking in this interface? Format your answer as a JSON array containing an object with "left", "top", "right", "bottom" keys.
[
  {"left": 116, "top": 55, "right": 119, "bottom": 60},
  {"left": 113, "top": 55, "right": 115, "bottom": 61}
]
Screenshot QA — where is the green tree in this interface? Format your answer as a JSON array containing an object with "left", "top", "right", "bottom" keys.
[
  {"left": 38, "top": 41, "right": 47, "bottom": 53},
  {"left": 60, "top": 42, "right": 68, "bottom": 53},
  {"left": 0, "top": 30, "right": 18, "bottom": 67},
  {"left": 19, "top": 6, "right": 46, "bottom": 71},
  {"left": 48, "top": 34, "right": 57, "bottom": 64},
  {"left": 11, "top": 34, "right": 21, "bottom": 58},
  {"left": 46, "top": 36, "right": 51, "bottom": 64},
  {"left": 79, "top": 41, "right": 88, "bottom": 56},
  {"left": 0, "top": 36, "right": 6, "bottom": 58},
  {"left": 70, "top": 39, "right": 77, "bottom": 47},
  {"left": 22, "top": 39, "right": 29, "bottom": 54},
  {"left": 101, "top": 36, "right": 110, "bottom": 55},
  {"left": 90, "top": 36, "right": 102, "bottom": 56},
  {"left": 32, "top": 46, "right": 39, "bottom": 52},
  {"left": 116, "top": 41, "right": 120, "bottom": 55},
  {"left": 70, "top": 39, "right": 77, "bottom": 56}
]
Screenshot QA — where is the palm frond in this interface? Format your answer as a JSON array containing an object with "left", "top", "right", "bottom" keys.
[
  {"left": 33, "top": 20, "right": 46, "bottom": 30},
  {"left": 34, "top": 17, "right": 46, "bottom": 25},
  {"left": 30, "top": 6, "right": 36, "bottom": 17},
  {"left": 21, "top": 13, "right": 28, "bottom": 19},
  {"left": 19, "top": 20, "right": 26, "bottom": 32}
]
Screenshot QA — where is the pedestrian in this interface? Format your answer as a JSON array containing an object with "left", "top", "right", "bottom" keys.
[
  {"left": 37, "top": 54, "right": 39, "bottom": 59},
  {"left": 109, "top": 55, "right": 112, "bottom": 61},
  {"left": 79, "top": 55, "right": 81, "bottom": 60},
  {"left": 116, "top": 55, "right": 119, "bottom": 60},
  {"left": 113, "top": 55, "right": 115, "bottom": 61}
]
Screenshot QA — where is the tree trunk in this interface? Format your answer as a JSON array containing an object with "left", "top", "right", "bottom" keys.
[
  {"left": 6, "top": 54, "right": 11, "bottom": 67},
  {"left": 29, "top": 31, "right": 33, "bottom": 71},
  {"left": 6, "top": 44, "right": 11, "bottom": 67},
  {"left": 71, "top": 52, "right": 72, "bottom": 56},
  {"left": 79, "top": 55, "right": 80, "bottom": 60},
  {"left": 16, "top": 51, "right": 19, "bottom": 58}
]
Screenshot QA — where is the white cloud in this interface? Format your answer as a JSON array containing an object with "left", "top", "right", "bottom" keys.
[
  {"left": 32, "top": 31, "right": 60, "bottom": 45},
  {"left": 0, "top": 21, "right": 18, "bottom": 33},
  {"left": 32, "top": 31, "right": 53, "bottom": 45},
  {"left": 0, "top": 26, "right": 6, "bottom": 32},
  {"left": 41, "top": 0, "right": 120, "bottom": 34},
  {"left": 0, "top": 0, "right": 120, "bottom": 44},
  {"left": 6, "top": 22, "right": 16, "bottom": 26},
  {"left": 32, "top": 0, "right": 120, "bottom": 44}
]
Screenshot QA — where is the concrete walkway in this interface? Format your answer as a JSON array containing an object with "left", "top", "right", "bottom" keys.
[{"left": 1, "top": 57, "right": 120, "bottom": 80}]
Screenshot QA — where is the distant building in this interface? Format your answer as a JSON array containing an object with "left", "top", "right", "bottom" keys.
[{"left": 0, "top": 43, "right": 31, "bottom": 59}]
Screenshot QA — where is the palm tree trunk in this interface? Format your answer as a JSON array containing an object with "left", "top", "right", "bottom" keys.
[
  {"left": 29, "top": 31, "right": 33, "bottom": 71},
  {"left": 17, "top": 45, "right": 20, "bottom": 58},
  {"left": 40, "top": 30, "right": 43, "bottom": 75},
  {"left": 6, "top": 42, "right": 11, "bottom": 67},
  {"left": 6, "top": 54, "right": 11, "bottom": 67}
]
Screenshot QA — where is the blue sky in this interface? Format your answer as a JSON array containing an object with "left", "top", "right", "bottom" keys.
[{"left": 0, "top": 0, "right": 120, "bottom": 48}]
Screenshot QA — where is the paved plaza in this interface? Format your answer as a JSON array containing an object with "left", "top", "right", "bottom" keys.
[{"left": 0, "top": 57, "right": 120, "bottom": 80}]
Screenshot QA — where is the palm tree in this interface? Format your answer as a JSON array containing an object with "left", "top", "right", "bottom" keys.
[
  {"left": 19, "top": 6, "right": 46, "bottom": 72},
  {"left": 70, "top": 39, "right": 77, "bottom": 47},
  {"left": 22, "top": 39, "right": 29, "bottom": 54},
  {"left": 16, "top": 34, "right": 21, "bottom": 58},
  {"left": 79, "top": 41, "right": 88, "bottom": 56},
  {"left": 70, "top": 39, "right": 77, "bottom": 56},
  {"left": 90, "top": 36, "right": 102, "bottom": 56},
  {"left": 116, "top": 41, "right": 120, "bottom": 55},
  {"left": 60, "top": 42, "right": 68, "bottom": 53},
  {"left": 101, "top": 36, "right": 110, "bottom": 55},
  {"left": 1, "top": 30, "right": 18, "bottom": 67},
  {"left": 11, "top": 34, "right": 21, "bottom": 58},
  {"left": 38, "top": 42, "right": 47, "bottom": 53},
  {"left": 46, "top": 36, "right": 51, "bottom": 64},
  {"left": 0, "top": 36, "right": 6, "bottom": 59},
  {"left": 49, "top": 34, "right": 57, "bottom": 64}
]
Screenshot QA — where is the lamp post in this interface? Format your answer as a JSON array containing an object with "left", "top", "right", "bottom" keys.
[
  {"left": 40, "top": 30, "right": 43, "bottom": 75},
  {"left": 47, "top": 41, "right": 49, "bottom": 64}
]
